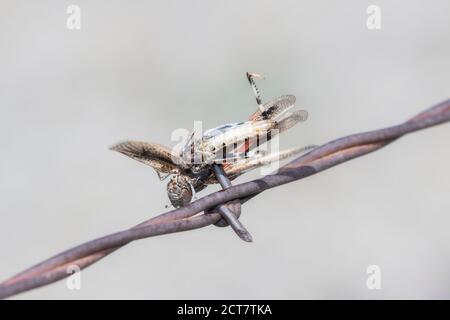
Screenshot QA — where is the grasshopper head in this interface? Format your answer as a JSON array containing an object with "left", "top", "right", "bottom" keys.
[{"left": 166, "top": 175, "right": 193, "bottom": 208}]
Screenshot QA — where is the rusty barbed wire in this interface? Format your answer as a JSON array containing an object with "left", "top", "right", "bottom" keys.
[{"left": 0, "top": 99, "right": 449, "bottom": 299}]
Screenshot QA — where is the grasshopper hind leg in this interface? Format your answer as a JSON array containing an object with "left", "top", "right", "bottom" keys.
[
  {"left": 246, "top": 72, "right": 266, "bottom": 110},
  {"left": 225, "top": 145, "right": 317, "bottom": 177}
]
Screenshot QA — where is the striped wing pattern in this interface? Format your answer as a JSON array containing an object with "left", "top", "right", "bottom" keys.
[{"left": 110, "top": 141, "right": 184, "bottom": 174}]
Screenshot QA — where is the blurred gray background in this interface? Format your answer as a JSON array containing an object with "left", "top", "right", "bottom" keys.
[{"left": 1, "top": 0, "right": 449, "bottom": 299}]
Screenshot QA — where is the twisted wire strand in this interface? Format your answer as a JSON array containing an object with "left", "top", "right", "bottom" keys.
[{"left": 0, "top": 99, "right": 449, "bottom": 299}]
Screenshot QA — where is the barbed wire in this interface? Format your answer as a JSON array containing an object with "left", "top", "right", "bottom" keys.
[{"left": 1, "top": 99, "right": 449, "bottom": 299}]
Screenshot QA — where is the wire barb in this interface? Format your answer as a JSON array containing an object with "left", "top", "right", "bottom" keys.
[
  {"left": 211, "top": 164, "right": 253, "bottom": 242},
  {"left": 0, "top": 99, "right": 449, "bottom": 299}
]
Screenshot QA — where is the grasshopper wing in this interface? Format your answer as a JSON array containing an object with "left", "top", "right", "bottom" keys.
[
  {"left": 250, "top": 95, "right": 296, "bottom": 121},
  {"left": 230, "top": 110, "right": 309, "bottom": 159},
  {"left": 110, "top": 141, "right": 185, "bottom": 174},
  {"left": 276, "top": 109, "right": 308, "bottom": 133}
]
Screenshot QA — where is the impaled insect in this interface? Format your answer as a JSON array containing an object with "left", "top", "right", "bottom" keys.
[{"left": 111, "top": 73, "right": 314, "bottom": 208}]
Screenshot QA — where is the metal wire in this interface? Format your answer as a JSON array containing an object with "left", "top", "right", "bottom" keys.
[
  {"left": 0, "top": 99, "right": 449, "bottom": 299},
  {"left": 211, "top": 163, "right": 252, "bottom": 242}
]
